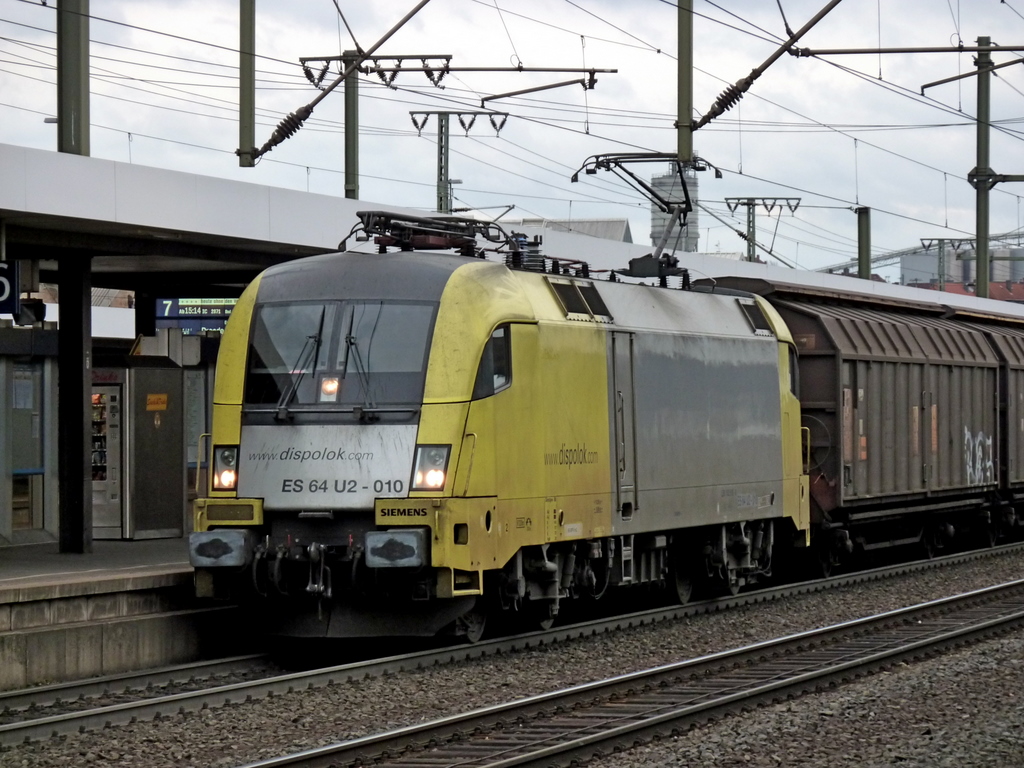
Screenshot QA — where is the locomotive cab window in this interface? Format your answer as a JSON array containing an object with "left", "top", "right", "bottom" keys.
[
  {"left": 244, "top": 300, "right": 436, "bottom": 408},
  {"left": 244, "top": 302, "right": 336, "bottom": 405},
  {"left": 473, "top": 325, "right": 512, "bottom": 400}
]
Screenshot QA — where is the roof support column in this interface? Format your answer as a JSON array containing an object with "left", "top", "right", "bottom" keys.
[
  {"left": 135, "top": 292, "right": 156, "bottom": 337},
  {"left": 58, "top": 256, "right": 92, "bottom": 553}
]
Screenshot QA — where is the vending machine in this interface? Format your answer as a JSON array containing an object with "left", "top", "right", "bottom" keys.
[
  {"left": 91, "top": 385, "right": 123, "bottom": 535},
  {"left": 91, "top": 359, "right": 185, "bottom": 540}
]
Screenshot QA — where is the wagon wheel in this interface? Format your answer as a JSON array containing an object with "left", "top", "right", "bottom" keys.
[
  {"left": 672, "top": 567, "right": 694, "bottom": 604},
  {"left": 525, "top": 599, "right": 556, "bottom": 631},
  {"left": 722, "top": 569, "right": 741, "bottom": 597},
  {"left": 817, "top": 545, "right": 833, "bottom": 578},
  {"left": 981, "top": 520, "right": 999, "bottom": 549},
  {"left": 456, "top": 600, "right": 488, "bottom": 644},
  {"left": 921, "top": 525, "right": 942, "bottom": 560}
]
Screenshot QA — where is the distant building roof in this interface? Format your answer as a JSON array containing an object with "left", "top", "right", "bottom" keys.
[
  {"left": 506, "top": 218, "right": 633, "bottom": 244},
  {"left": 907, "top": 280, "right": 1024, "bottom": 302}
]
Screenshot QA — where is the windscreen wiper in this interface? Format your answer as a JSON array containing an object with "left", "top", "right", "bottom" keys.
[
  {"left": 275, "top": 307, "right": 326, "bottom": 421},
  {"left": 345, "top": 331, "right": 376, "bottom": 418}
]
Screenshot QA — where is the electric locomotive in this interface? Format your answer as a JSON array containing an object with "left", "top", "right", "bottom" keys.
[{"left": 190, "top": 211, "right": 811, "bottom": 639}]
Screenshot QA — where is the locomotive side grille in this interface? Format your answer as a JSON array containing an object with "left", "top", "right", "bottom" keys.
[
  {"left": 548, "top": 278, "right": 614, "bottom": 322},
  {"left": 738, "top": 299, "right": 775, "bottom": 336},
  {"left": 578, "top": 283, "right": 612, "bottom": 319},
  {"left": 551, "top": 281, "right": 589, "bottom": 314}
]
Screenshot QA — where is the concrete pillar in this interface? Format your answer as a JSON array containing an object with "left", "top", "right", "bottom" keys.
[{"left": 57, "top": 256, "right": 92, "bottom": 553}]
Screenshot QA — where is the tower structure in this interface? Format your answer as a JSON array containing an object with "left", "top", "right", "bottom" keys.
[{"left": 650, "top": 164, "right": 699, "bottom": 251}]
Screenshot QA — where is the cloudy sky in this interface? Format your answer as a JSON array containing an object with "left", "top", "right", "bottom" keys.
[{"left": 2, "top": 0, "right": 1023, "bottom": 277}]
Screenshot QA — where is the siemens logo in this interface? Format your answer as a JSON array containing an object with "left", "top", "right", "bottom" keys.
[{"left": 379, "top": 508, "right": 429, "bottom": 517}]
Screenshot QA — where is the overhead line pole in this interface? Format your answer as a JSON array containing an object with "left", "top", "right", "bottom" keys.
[
  {"left": 410, "top": 111, "right": 509, "bottom": 214},
  {"left": 975, "top": 37, "right": 992, "bottom": 298},
  {"left": 437, "top": 114, "right": 449, "bottom": 213},
  {"left": 800, "top": 39, "right": 1024, "bottom": 298},
  {"left": 857, "top": 207, "right": 871, "bottom": 280},
  {"left": 725, "top": 198, "right": 801, "bottom": 262},
  {"left": 238, "top": 0, "right": 255, "bottom": 167},
  {"left": 57, "top": 0, "right": 90, "bottom": 156},
  {"left": 678, "top": 0, "right": 693, "bottom": 166},
  {"left": 245, "top": 0, "right": 434, "bottom": 161},
  {"left": 343, "top": 50, "right": 359, "bottom": 199}
]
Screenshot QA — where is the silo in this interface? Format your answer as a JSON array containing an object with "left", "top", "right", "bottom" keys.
[
  {"left": 650, "top": 164, "right": 699, "bottom": 251},
  {"left": 1011, "top": 248, "right": 1024, "bottom": 282},
  {"left": 991, "top": 248, "right": 1012, "bottom": 282}
]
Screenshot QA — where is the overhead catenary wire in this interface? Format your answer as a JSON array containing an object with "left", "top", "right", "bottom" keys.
[
  {"left": 4, "top": 4, "right": 1007, "bottom": 195},
  {"left": 1, "top": 2, "right": 1019, "bottom": 270}
]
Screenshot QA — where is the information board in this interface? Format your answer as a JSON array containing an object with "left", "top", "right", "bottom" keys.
[{"left": 156, "top": 297, "right": 237, "bottom": 335}]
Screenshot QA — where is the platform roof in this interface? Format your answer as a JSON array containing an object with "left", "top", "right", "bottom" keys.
[
  {"left": 0, "top": 143, "right": 410, "bottom": 294},
  {"left": 5, "top": 141, "right": 1024, "bottom": 325}
]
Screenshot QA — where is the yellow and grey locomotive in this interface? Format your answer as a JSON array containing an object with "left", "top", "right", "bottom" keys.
[{"left": 190, "top": 211, "right": 811, "bottom": 638}]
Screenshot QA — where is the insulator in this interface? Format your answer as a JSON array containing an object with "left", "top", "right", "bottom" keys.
[
  {"left": 258, "top": 105, "right": 313, "bottom": 157},
  {"left": 302, "top": 62, "right": 329, "bottom": 90},
  {"left": 710, "top": 83, "right": 744, "bottom": 119},
  {"left": 278, "top": 107, "right": 311, "bottom": 141},
  {"left": 375, "top": 60, "right": 400, "bottom": 89}
]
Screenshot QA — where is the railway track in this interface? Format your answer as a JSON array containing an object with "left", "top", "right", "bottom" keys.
[
  {"left": 0, "top": 654, "right": 270, "bottom": 722},
  {"left": 243, "top": 578, "right": 1024, "bottom": 768},
  {"left": 1, "top": 543, "right": 1019, "bottom": 746}
]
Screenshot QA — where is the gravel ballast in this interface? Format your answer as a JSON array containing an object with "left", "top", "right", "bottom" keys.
[
  {"left": 587, "top": 633, "right": 1024, "bottom": 768},
  {"left": 3, "top": 550, "right": 1024, "bottom": 767}
]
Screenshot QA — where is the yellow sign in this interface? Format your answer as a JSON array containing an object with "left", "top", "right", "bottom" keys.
[{"left": 146, "top": 394, "right": 168, "bottom": 411}]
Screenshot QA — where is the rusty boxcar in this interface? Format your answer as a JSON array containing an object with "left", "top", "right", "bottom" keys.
[{"left": 715, "top": 277, "right": 1023, "bottom": 568}]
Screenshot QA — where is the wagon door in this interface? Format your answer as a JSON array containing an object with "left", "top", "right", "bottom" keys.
[{"left": 612, "top": 332, "right": 637, "bottom": 519}]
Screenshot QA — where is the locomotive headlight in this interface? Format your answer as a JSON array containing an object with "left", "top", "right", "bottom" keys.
[
  {"left": 411, "top": 445, "right": 450, "bottom": 491},
  {"left": 320, "top": 376, "right": 340, "bottom": 402},
  {"left": 213, "top": 445, "right": 239, "bottom": 490}
]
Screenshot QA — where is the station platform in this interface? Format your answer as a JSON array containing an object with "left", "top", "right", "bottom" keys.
[
  {"left": 0, "top": 538, "right": 221, "bottom": 691},
  {"left": 0, "top": 537, "right": 191, "bottom": 600}
]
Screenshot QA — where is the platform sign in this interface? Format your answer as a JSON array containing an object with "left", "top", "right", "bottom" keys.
[
  {"left": 159, "top": 298, "right": 237, "bottom": 319},
  {"left": 157, "top": 298, "right": 236, "bottom": 335},
  {"left": 0, "top": 261, "right": 20, "bottom": 315}
]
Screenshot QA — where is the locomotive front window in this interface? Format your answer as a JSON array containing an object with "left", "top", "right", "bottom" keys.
[
  {"left": 245, "top": 302, "right": 336, "bottom": 405},
  {"left": 338, "top": 303, "right": 434, "bottom": 374},
  {"left": 245, "top": 300, "right": 436, "bottom": 408}
]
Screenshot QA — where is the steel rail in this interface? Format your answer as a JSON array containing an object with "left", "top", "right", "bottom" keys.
[
  {"left": 240, "top": 579, "right": 1024, "bottom": 768},
  {"left": 1, "top": 542, "right": 1020, "bottom": 746},
  {"left": 0, "top": 654, "right": 266, "bottom": 715}
]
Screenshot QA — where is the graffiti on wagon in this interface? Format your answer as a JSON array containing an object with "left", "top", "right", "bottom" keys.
[{"left": 964, "top": 427, "right": 995, "bottom": 486}]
